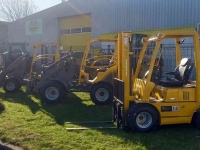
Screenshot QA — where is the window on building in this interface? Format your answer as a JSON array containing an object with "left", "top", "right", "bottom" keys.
[
  {"left": 64, "top": 29, "right": 71, "bottom": 34},
  {"left": 61, "top": 29, "right": 70, "bottom": 35},
  {"left": 61, "top": 27, "right": 91, "bottom": 35},
  {"left": 82, "top": 27, "right": 91, "bottom": 33},
  {"left": 71, "top": 28, "right": 82, "bottom": 34}
]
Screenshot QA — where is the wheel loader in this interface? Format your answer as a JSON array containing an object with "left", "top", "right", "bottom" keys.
[
  {"left": 25, "top": 50, "right": 77, "bottom": 103},
  {"left": 113, "top": 28, "right": 200, "bottom": 132},
  {"left": 0, "top": 42, "right": 62, "bottom": 93},
  {"left": 0, "top": 42, "right": 32, "bottom": 92},
  {"left": 0, "top": 52, "right": 30, "bottom": 93}
]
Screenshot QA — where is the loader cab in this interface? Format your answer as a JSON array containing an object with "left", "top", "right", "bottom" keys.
[
  {"left": 113, "top": 31, "right": 200, "bottom": 132},
  {"left": 1, "top": 43, "right": 29, "bottom": 69},
  {"left": 30, "top": 43, "right": 62, "bottom": 78}
]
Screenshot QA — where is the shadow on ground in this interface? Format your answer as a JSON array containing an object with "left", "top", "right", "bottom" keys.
[
  {"left": 0, "top": 101, "right": 5, "bottom": 113},
  {"left": 0, "top": 90, "right": 111, "bottom": 125},
  {"left": 1, "top": 90, "right": 200, "bottom": 150},
  {"left": 0, "top": 141, "right": 24, "bottom": 150}
]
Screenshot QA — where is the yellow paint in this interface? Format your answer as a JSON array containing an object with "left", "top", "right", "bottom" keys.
[
  {"left": 131, "top": 31, "right": 200, "bottom": 125},
  {"left": 60, "top": 14, "right": 91, "bottom": 48},
  {"left": 153, "top": 86, "right": 196, "bottom": 102},
  {"left": 60, "top": 14, "right": 91, "bottom": 29},
  {"left": 78, "top": 38, "right": 117, "bottom": 84},
  {"left": 100, "top": 26, "right": 196, "bottom": 39},
  {"left": 61, "top": 33, "right": 91, "bottom": 49}
]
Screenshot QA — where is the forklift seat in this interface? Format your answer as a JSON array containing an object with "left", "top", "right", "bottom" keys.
[{"left": 159, "top": 58, "right": 193, "bottom": 87}]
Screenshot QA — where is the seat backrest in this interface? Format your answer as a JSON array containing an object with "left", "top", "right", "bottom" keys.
[{"left": 174, "top": 58, "right": 193, "bottom": 81}]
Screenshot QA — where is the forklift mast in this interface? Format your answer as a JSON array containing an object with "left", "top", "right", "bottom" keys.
[{"left": 115, "top": 32, "right": 149, "bottom": 112}]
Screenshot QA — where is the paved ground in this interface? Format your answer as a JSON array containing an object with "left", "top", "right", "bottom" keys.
[{"left": 0, "top": 141, "right": 23, "bottom": 150}]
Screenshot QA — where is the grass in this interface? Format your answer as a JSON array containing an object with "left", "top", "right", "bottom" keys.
[{"left": 0, "top": 87, "right": 199, "bottom": 150}]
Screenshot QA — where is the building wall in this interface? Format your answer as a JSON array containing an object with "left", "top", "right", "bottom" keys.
[
  {"left": 60, "top": 13, "right": 91, "bottom": 50},
  {"left": 8, "top": 0, "right": 200, "bottom": 55}
]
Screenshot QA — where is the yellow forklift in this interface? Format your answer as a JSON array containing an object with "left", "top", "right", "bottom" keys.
[
  {"left": 77, "top": 38, "right": 117, "bottom": 105},
  {"left": 112, "top": 29, "right": 200, "bottom": 132},
  {"left": 77, "top": 33, "right": 148, "bottom": 105}
]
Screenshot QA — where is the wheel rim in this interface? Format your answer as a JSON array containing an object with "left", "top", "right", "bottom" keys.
[
  {"left": 136, "top": 112, "right": 152, "bottom": 129},
  {"left": 45, "top": 87, "right": 59, "bottom": 101},
  {"left": 6, "top": 82, "right": 15, "bottom": 91},
  {"left": 95, "top": 88, "right": 109, "bottom": 102}
]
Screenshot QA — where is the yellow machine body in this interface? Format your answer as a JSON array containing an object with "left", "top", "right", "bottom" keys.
[
  {"left": 78, "top": 38, "right": 118, "bottom": 84},
  {"left": 113, "top": 30, "right": 200, "bottom": 129},
  {"left": 132, "top": 32, "right": 199, "bottom": 125}
]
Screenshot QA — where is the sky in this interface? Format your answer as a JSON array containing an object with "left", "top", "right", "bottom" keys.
[{"left": 34, "top": 0, "right": 63, "bottom": 11}]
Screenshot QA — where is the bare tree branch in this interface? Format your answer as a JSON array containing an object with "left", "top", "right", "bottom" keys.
[{"left": 0, "top": 0, "right": 38, "bottom": 22}]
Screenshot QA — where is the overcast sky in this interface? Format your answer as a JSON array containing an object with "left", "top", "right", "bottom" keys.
[{"left": 34, "top": 0, "right": 62, "bottom": 11}]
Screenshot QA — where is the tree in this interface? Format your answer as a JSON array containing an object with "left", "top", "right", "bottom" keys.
[{"left": 0, "top": 0, "right": 38, "bottom": 22}]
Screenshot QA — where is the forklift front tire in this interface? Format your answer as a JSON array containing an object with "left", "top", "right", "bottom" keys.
[
  {"left": 90, "top": 82, "right": 113, "bottom": 105},
  {"left": 40, "top": 81, "right": 66, "bottom": 104},
  {"left": 3, "top": 78, "right": 21, "bottom": 93},
  {"left": 127, "top": 104, "right": 159, "bottom": 132}
]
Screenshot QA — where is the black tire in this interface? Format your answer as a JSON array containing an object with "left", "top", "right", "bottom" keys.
[
  {"left": 40, "top": 81, "right": 66, "bottom": 104},
  {"left": 127, "top": 104, "right": 159, "bottom": 132},
  {"left": 3, "top": 78, "right": 21, "bottom": 93},
  {"left": 90, "top": 82, "right": 113, "bottom": 105},
  {"left": 193, "top": 112, "right": 200, "bottom": 129}
]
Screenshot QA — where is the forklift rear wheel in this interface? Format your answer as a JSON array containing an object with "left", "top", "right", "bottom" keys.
[
  {"left": 3, "top": 78, "right": 20, "bottom": 93},
  {"left": 40, "top": 81, "right": 66, "bottom": 104},
  {"left": 127, "top": 104, "right": 159, "bottom": 132},
  {"left": 90, "top": 82, "right": 112, "bottom": 105}
]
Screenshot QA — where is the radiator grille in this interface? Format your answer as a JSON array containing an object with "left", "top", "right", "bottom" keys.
[{"left": 183, "top": 92, "right": 189, "bottom": 100}]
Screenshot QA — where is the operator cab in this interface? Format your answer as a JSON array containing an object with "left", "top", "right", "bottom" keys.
[{"left": 132, "top": 33, "right": 197, "bottom": 102}]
